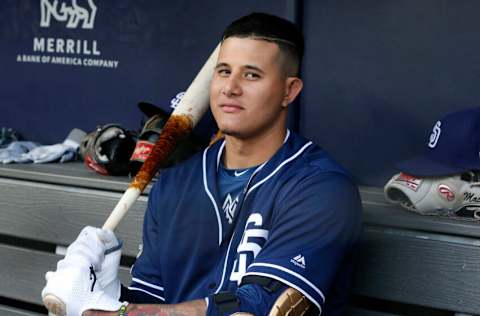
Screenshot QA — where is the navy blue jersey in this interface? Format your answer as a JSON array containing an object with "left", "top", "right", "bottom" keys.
[{"left": 128, "top": 130, "right": 362, "bottom": 315}]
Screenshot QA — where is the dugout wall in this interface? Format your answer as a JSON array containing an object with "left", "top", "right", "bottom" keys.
[{"left": 2, "top": 0, "right": 478, "bottom": 186}]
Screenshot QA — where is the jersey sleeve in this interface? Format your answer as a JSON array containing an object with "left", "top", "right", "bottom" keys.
[
  {"left": 129, "top": 180, "right": 166, "bottom": 302},
  {"left": 241, "top": 172, "right": 362, "bottom": 313}
]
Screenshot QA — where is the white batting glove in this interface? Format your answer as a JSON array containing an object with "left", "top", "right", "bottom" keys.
[
  {"left": 41, "top": 226, "right": 124, "bottom": 316},
  {"left": 96, "top": 229, "right": 123, "bottom": 301}
]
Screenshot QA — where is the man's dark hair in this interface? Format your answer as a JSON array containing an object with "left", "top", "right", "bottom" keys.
[{"left": 222, "top": 12, "right": 304, "bottom": 76}]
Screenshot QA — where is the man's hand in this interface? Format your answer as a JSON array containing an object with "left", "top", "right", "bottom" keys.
[{"left": 41, "top": 226, "right": 124, "bottom": 316}]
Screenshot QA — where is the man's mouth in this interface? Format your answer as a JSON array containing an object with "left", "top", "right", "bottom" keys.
[{"left": 220, "top": 104, "right": 243, "bottom": 113}]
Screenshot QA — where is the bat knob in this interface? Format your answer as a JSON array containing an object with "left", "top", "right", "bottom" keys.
[{"left": 43, "top": 294, "right": 66, "bottom": 316}]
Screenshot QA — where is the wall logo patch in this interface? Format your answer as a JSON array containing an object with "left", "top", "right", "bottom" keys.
[
  {"left": 40, "top": 0, "right": 98, "bottom": 29},
  {"left": 16, "top": 0, "right": 119, "bottom": 69}
]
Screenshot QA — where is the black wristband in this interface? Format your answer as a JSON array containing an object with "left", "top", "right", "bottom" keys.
[{"left": 212, "top": 291, "right": 240, "bottom": 315}]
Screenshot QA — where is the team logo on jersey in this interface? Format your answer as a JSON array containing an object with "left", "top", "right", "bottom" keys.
[
  {"left": 230, "top": 213, "right": 269, "bottom": 284},
  {"left": 40, "top": 0, "right": 98, "bottom": 29},
  {"left": 222, "top": 193, "right": 239, "bottom": 224},
  {"left": 290, "top": 254, "right": 306, "bottom": 269}
]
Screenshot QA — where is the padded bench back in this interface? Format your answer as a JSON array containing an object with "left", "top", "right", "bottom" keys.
[
  {"left": 350, "top": 188, "right": 480, "bottom": 315},
  {"left": 2, "top": 164, "right": 480, "bottom": 316}
]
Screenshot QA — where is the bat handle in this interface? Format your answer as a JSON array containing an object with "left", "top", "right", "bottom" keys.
[
  {"left": 103, "top": 187, "right": 142, "bottom": 231},
  {"left": 43, "top": 294, "right": 66, "bottom": 316}
]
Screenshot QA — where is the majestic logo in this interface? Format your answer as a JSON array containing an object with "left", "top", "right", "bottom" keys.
[
  {"left": 230, "top": 213, "right": 269, "bottom": 284},
  {"left": 40, "top": 0, "right": 98, "bottom": 29},
  {"left": 428, "top": 121, "right": 442, "bottom": 148},
  {"left": 222, "top": 193, "right": 239, "bottom": 224},
  {"left": 437, "top": 184, "right": 455, "bottom": 201},
  {"left": 290, "top": 254, "right": 306, "bottom": 269}
]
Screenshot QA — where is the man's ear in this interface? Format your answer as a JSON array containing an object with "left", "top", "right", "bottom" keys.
[{"left": 282, "top": 77, "right": 303, "bottom": 107}]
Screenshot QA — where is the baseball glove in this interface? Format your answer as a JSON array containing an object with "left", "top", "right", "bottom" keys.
[{"left": 384, "top": 171, "right": 480, "bottom": 219}]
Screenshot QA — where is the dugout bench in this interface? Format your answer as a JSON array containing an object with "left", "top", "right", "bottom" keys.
[{"left": 0, "top": 163, "right": 479, "bottom": 316}]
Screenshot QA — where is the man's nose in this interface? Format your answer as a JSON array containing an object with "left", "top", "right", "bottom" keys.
[{"left": 222, "top": 74, "right": 242, "bottom": 97}]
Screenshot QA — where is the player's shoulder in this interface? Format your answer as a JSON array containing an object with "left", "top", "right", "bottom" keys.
[
  {"left": 287, "top": 131, "right": 352, "bottom": 180},
  {"left": 149, "top": 148, "right": 205, "bottom": 192}
]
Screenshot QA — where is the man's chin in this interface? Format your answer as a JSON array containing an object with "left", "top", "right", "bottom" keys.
[
  {"left": 220, "top": 129, "right": 239, "bottom": 137},
  {"left": 219, "top": 128, "right": 245, "bottom": 139}
]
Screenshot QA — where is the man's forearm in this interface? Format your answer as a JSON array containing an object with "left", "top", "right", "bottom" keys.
[{"left": 83, "top": 299, "right": 207, "bottom": 316}]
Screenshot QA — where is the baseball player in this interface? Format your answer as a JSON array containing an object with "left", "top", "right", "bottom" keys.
[{"left": 42, "top": 12, "right": 362, "bottom": 316}]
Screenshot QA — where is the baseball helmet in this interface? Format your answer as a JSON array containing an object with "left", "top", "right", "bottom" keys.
[{"left": 80, "top": 124, "right": 137, "bottom": 176}]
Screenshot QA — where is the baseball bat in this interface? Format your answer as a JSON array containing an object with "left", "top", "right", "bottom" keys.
[{"left": 43, "top": 43, "right": 220, "bottom": 316}]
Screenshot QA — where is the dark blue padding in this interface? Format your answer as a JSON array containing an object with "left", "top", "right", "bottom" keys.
[
  {"left": 0, "top": 1, "right": 294, "bottom": 144},
  {"left": 300, "top": 0, "right": 480, "bottom": 186}
]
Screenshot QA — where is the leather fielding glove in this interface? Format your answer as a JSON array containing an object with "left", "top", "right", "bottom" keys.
[
  {"left": 384, "top": 172, "right": 480, "bottom": 219},
  {"left": 41, "top": 226, "right": 124, "bottom": 316}
]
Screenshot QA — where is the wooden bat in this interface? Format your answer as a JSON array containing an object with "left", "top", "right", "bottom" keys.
[{"left": 43, "top": 43, "right": 220, "bottom": 316}]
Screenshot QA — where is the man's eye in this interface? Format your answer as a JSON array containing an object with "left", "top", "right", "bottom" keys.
[
  {"left": 217, "top": 69, "right": 230, "bottom": 76},
  {"left": 245, "top": 72, "right": 260, "bottom": 79}
]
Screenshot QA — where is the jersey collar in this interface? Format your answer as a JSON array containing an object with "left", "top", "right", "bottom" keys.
[{"left": 203, "top": 130, "right": 314, "bottom": 245}]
